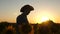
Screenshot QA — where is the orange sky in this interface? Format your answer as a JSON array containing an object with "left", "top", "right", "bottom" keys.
[{"left": 0, "top": 0, "right": 60, "bottom": 24}]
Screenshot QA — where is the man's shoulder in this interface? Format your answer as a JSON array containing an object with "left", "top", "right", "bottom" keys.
[
  {"left": 17, "top": 15, "right": 20, "bottom": 18},
  {"left": 17, "top": 15, "right": 23, "bottom": 18}
]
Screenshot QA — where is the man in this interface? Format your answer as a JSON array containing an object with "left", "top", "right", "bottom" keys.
[{"left": 16, "top": 5, "right": 34, "bottom": 34}]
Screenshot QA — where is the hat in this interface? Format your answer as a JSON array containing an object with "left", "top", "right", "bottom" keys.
[{"left": 20, "top": 5, "right": 34, "bottom": 12}]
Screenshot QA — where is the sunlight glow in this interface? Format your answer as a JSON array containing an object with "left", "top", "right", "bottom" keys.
[
  {"left": 40, "top": 16, "right": 49, "bottom": 22},
  {"left": 33, "top": 10, "right": 52, "bottom": 24}
]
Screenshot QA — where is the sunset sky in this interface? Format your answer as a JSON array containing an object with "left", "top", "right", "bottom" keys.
[{"left": 0, "top": 0, "right": 60, "bottom": 24}]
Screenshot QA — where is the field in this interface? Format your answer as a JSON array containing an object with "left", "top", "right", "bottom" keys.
[{"left": 0, "top": 20, "right": 60, "bottom": 34}]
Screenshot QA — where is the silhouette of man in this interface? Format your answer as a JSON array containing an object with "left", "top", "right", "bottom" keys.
[{"left": 16, "top": 5, "right": 34, "bottom": 34}]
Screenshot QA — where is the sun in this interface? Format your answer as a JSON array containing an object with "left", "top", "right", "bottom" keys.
[{"left": 40, "top": 16, "right": 49, "bottom": 22}]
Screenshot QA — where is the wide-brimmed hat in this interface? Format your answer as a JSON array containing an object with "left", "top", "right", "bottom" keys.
[{"left": 20, "top": 5, "right": 34, "bottom": 12}]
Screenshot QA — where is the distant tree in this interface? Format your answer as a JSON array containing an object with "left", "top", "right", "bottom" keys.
[
  {"left": 51, "top": 23, "right": 60, "bottom": 34},
  {"left": 39, "top": 20, "right": 55, "bottom": 34}
]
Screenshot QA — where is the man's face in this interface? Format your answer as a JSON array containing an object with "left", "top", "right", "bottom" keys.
[
  {"left": 22, "top": 10, "right": 30, "bottom": 15},
  {"left": 26, "top": 11, "right": 30, "bottom": 15}
]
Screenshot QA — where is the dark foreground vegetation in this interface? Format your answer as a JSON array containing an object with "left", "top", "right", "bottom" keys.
[{"left": 0, "top": 20, "right": 60, "bottom": 34}]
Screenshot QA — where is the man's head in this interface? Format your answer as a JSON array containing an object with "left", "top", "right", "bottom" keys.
[{"left": 20, "top": 5, "right": 34, "bottom": 15}]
